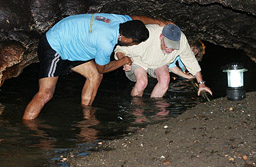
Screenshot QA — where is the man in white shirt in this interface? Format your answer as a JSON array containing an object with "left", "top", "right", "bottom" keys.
[{"left": 115, "top": 24, "right": 212, "bottom": 98}]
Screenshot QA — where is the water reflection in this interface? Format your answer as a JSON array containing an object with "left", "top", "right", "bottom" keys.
[
  {"left": 23, "top": 119, "right": 57, "bottom": 150},
  {"left": 75, "top": 106, "right": 100, "bottom": 142},
  {"left": 129, "top": 97, "right": 170, "bottom": 124}
]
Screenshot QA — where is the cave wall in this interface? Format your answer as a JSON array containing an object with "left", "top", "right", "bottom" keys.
[{"left": 0, "top": 0, "right": 255, "bottom": 87}]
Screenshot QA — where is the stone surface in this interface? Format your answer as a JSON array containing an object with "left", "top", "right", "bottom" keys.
[
  {"left": 68, "top": 91, "right": 256, "bottom": 167},
  {"left": 0, "top": 0, "right": 255, "bottom": 86},
  {"left": 0, "top": 103, "right": 4, "bottom": 116}
]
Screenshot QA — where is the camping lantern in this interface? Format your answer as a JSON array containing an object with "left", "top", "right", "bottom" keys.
[{"left": 223, "top": 63, "right": 247, "bottom": 101}]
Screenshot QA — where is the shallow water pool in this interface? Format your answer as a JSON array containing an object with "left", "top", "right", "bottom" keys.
[{"left": 1, "top": 42, "right": 256, "bottom": 167}]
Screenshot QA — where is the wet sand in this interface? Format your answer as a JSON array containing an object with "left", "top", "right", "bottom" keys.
[{"left": 68, "top": 91, "right": 256, "bottom": 167}]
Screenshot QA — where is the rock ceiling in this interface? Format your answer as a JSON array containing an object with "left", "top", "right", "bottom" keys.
[{"left": 0, "top": 0, "right": 255, "bottom": 87}]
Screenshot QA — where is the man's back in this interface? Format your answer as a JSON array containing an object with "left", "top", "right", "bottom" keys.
[{"left": 46, "top": 13, "right": 131, "bottom": 63}]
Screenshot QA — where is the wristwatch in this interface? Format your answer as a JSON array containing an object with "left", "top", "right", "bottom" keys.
[{"left": 198, "top": 81, "right": 205, "bottom": 85}]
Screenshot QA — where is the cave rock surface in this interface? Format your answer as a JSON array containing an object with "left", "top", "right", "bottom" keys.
[{"left": 0, "top": 0, "right": 255, "bottom": 87}]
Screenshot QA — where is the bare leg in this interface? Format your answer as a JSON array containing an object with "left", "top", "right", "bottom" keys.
[
  {"left": 72, "top": 61, "right": 103, "bottom": 106},
  {"left": 131, "top": 67, "right": 148, "bottom": 97},
  {"left": 150, "top": 65, "right": 170, "bottom": 97},
  {"left": 23, "top": 77, "right": 58, "bottom": 120}
]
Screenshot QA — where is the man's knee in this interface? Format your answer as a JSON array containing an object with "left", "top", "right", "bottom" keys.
[
  {"left": 95, "top": 73, "right": 103, "bottom": 81},
  {"left": 158, "top": 74, "right": 170, "bottom": 88},
  {"left": 136, "top": 77, "right": 148, "bottom": 91},
  {"left": 88, "top": 72, "right": 103, "bottom": 83},
  {"left": 38, "top": 90, "right": 54, "bottom": 103}
]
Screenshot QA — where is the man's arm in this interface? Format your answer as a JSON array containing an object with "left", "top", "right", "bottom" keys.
[
  {"left": 95, "top": 56, "right": 132, "bottom": 74},
  {"left": 169, "top": 66, "right": 194, "bottom": 79},
  {"left": 130, "top": 15, "right": 174, "bottom": 26},
  {"left": 194, "top": 71, "right": 213, "bottom": 96},
  {"left": 116, "top": 52, "right": 132, "bottom": 71},
  {"left": 116, "top": 52, "right": 126, "bottom": 59}
]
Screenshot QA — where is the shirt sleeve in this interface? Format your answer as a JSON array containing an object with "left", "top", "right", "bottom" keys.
[
  {"left": 168, "top": 62, "right": 177, "bottom": 69},
  {"left": 179, "top": 33, "right": 201, "bottom": 76},
  {"left": 114, "top": 45, "right": 130, "bottom": 60},
  {"left": 177, "top": 59, "right": 186, "bottom": 72},
  {"left": 123, "top": 15, "right": 132, "bottom": 21},
  {"left": 168, "top": 56, "right": 180, "bottom": 68}
]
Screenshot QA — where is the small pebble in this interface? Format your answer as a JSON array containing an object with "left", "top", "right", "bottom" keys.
[
  {"left": 242, "top": 155, "right": 248, "bottom": 160},
  {"left": 160, "top": 155, "right": 165, "bottom": 159},
  {"left": 229, "top": 157, "right": 234, "bottom": 161}
]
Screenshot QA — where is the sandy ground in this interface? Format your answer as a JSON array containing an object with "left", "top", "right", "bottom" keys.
[{"left": 68, "top": 91, "right": 256, "bottom": 167}]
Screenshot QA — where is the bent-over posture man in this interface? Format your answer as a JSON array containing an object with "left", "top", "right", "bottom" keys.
[
  {"left": 115, "top": 24, "right": 212, "bottom": 98},
  {"left": 23, "top": 13, "right": 169, "bottom": 120}
]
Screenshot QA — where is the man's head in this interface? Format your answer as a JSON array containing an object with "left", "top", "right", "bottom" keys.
[
  {"left": 189, "top": 39, "right": 206, "bottom": 62},
  {"left": 160, "top": 24, "right": 181, "bottom": 54},
  {"left": 119, "top": 20, "right": 149, "bottom": 46}
]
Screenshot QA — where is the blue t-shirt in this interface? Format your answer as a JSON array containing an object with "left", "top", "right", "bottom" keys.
[
  {"left": 46, "top": 13, "right": 132, "bottom": 65},
  {"left": 168, "top": 56, "right": 186, "bottom": 72}
]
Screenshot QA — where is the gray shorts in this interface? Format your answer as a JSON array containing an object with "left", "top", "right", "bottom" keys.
[{"left": 125, "top": 64, "right": 157, "bottom": 82}]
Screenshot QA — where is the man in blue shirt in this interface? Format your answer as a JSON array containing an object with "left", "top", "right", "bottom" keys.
[{"left": 23, "top": 13, "right": 170, "bottom": 120}]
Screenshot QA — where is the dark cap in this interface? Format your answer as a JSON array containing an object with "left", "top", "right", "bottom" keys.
[{"left": 162, "top": 24, "right": 181, "bottom": 50}]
